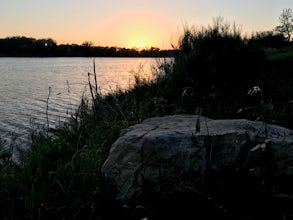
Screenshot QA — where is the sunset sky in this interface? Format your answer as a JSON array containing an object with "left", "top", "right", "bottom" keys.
[{"left": 1, "top": 0, "right": 292, "bottom": 49}]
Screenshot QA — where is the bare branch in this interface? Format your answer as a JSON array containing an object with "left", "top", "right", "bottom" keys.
[{"left": 275, "top": 8, "right": 293, "bottom": 41}]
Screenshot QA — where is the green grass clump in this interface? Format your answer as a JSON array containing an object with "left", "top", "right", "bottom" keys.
[{"left": 0, "top": 18, "right": 292, "bottom": 219}]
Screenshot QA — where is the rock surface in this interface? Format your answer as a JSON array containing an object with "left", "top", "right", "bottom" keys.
[{"left": 101, "top": 114, "right": 293, "bottom": 203}]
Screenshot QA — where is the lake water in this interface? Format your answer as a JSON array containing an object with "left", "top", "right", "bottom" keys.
[{"left": 0, "top": 57, "right": 163, "bottom": 147}]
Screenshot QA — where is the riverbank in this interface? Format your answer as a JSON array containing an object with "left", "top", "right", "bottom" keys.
[{"left": 0, "top": 21, "right": 292, "bottom": 219}]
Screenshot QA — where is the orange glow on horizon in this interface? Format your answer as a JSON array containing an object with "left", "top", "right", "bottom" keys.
[
  {"left": 97, "top": 8, "right": 176, "bottom": 50},
  {"left": 1, "top": 1, "right": 286, "bottom": 51},
  {"left": 126, "top": 35, "right": 155, "bottom": 50}
]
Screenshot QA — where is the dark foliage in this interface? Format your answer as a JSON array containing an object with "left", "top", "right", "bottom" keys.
[
  {"left": 248, "top": 31, "right": 289, "bottom": 48},
  {"left": 0, "top": 36, "right": 175, "bottom": 57}
]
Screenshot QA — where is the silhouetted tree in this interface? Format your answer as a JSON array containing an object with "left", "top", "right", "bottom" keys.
[
  {"left": 81, "top": 41, "right": 93, "bottom": 47},
  {"left": 275, "top": 8, "right": 293, "bottom": 42}
]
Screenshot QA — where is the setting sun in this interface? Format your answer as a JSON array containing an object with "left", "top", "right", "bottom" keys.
[
  {"left": 97, "top": 8, "right": 175, "bottom": 49},
  {"left": 126, "top": 35, "right": 154, "bottom": 50}
]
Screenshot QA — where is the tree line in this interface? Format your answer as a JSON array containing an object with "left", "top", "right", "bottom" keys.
[
  {"left": 0, "top": 32, "right": 289, "bottom": 58},
  {"left": 0, "top": 8, "right": 292, "bottom": 57},
  {"left": 0, "top": 37, "right": 175, "bottom": 57}
]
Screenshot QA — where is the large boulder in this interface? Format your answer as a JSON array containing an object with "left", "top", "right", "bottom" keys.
[{"left": 101, "top": 115, "right": 293, "bottom": 204}]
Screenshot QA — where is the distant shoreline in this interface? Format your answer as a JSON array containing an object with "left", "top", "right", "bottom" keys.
[
  {"left": 0, "top": 54, "right": 175, "bottom": 58},
  {"left": 0, "top": 36, "right": 176, "bottom": 58}
]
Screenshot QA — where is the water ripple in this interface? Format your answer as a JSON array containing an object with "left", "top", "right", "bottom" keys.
[{"left": 0, "top": 57, "right": 161, "bottom": 148}]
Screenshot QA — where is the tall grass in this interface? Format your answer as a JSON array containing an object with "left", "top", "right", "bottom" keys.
[{"left": 0, "top": 18, "right": 292, "bottom": 219}]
